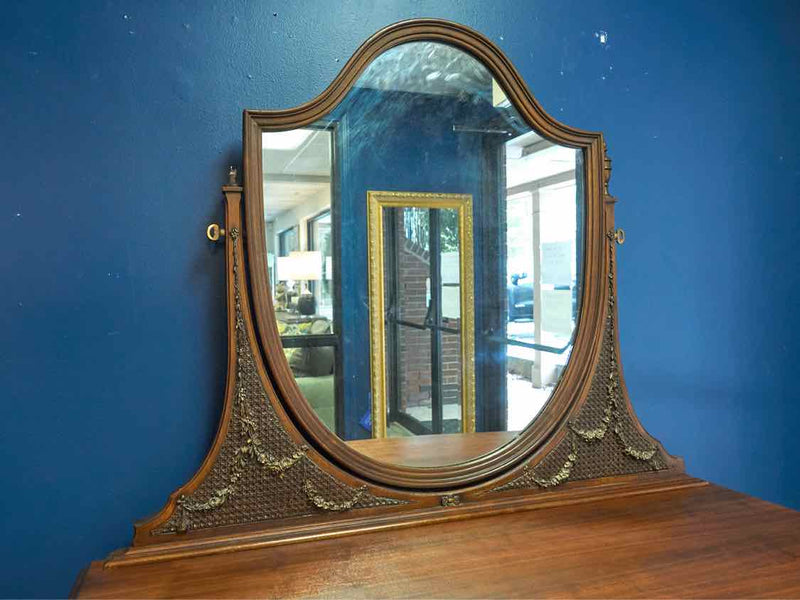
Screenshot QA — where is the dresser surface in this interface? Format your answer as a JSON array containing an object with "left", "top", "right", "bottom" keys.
[{"left": 73, "top": 483, "right": 800, "bottom": 598}]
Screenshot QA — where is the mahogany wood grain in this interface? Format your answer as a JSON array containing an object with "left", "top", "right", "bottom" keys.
[
  {"left": 75, "top": 484, "right": 800, "bottom": 599},
  {"left": 347, "top": 431, "right": 519, "bottom": 466}
]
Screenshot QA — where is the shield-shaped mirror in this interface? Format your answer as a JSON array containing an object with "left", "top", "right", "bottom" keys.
[{"left": 256, "top": 40, "right": 583, "bottom": 467}]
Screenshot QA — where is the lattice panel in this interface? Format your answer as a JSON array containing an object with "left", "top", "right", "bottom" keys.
[
  {"left": 493, "top": 231, "right": 667, "bottom": 493},
  {"left": 154, "top": 229, "right": 404, "bottom": 536}
]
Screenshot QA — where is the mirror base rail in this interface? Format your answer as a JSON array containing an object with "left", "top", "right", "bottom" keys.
[{"left": 109, "top": 471, "right": 703, "bottom": 568}]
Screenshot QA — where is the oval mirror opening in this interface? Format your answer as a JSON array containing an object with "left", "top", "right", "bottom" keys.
[{"left": 261, "top": 40, "right": 583, "bottom": 467}]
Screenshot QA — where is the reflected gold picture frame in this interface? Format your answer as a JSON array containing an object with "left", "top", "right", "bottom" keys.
[{"left": 367, "top": 191, "right": 476, "bottom": 438}]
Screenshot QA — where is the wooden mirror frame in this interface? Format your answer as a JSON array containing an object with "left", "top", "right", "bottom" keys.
[
  {"left": 244, "top": 18, "right": 615, "bottom": 489},
  {"left": 118, "top": 18, "right": 692, "bottom": 564}
]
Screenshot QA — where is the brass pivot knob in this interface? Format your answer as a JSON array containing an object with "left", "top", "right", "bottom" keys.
[
  {"left": 613, "top": 228, "right": 625, "bottom": 245},
  {"left": 206, "top": 223, "right": 225, "bottom": 242}
]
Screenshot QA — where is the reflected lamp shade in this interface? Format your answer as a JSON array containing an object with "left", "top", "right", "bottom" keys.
[{"left": 277, "top": 251, "right": 323, "bottom": 282}]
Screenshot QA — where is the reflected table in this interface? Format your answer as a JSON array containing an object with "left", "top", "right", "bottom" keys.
[{"left": 346, "top": 431, "right": 519, "bottom": 466}]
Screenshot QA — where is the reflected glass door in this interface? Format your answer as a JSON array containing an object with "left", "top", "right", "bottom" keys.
[{"left": 384, "top": 207, "right": 464, "bottom": 436}]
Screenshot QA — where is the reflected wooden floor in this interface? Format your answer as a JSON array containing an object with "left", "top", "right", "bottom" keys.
[{"left": 346, "top": 431, "right": 519, "bottom": 466}]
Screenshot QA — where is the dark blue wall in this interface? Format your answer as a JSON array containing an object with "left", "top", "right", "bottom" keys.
[{"left": 1, "top": 1, "right": 797, "bottom": 596}]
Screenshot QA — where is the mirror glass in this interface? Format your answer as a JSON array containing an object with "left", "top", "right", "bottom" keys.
[{"left": 262, "top": 41, "right": 583, "bottom": 467}]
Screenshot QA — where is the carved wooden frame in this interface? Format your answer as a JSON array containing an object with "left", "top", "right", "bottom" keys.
[{"left": 106, "top": 19, "right": 700, "bottom": 568}]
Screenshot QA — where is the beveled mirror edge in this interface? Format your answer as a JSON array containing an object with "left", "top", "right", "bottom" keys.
[{"left": 242, "top": 18, "right": 678, "bottom": 489}]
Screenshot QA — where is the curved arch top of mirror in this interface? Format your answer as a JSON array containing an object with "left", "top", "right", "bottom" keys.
[{"left": 261, "top": 41, "right": 583, "bottom": 468}]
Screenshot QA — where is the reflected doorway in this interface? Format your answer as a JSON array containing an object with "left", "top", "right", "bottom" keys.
[{"left": 367, "top": 192, "right": 475, "bottom": 438}]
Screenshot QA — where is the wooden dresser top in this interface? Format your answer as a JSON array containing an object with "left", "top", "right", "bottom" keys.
[{"left": 74, "top": 483, "right": 800, "bottom": 598}]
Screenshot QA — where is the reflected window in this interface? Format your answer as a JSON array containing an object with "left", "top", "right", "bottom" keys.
[
  {"left": 277, "top": 226, "right": 298, "bottom": 257},
  {"left": 504, "top": 133, "right": 578, "bottom": 430},
  {"left": 308, "top": 210, "right": 333, "bottom": 321}
]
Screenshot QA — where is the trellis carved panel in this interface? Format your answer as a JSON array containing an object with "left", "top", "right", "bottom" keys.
[
  {"left": 153, "top": 227, "right": 406, "bottom": 536},
  {"left": 492, "top": 229, "right": 668, "bottom": 494}
]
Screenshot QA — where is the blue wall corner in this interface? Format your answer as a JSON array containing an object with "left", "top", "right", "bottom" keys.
[{"left": 1, "top": 1, "right": 798, "bottom": 596}]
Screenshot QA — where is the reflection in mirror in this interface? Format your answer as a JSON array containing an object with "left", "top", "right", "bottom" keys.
[
  {"left": 369, "top": 192, "right": 474, "bottom": 440},
  {"left": 264, "top": 127, "right": 337, "bottom": 432},
  {"left": 262, "top": 41, "right": 582, "bottom": 467}
]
